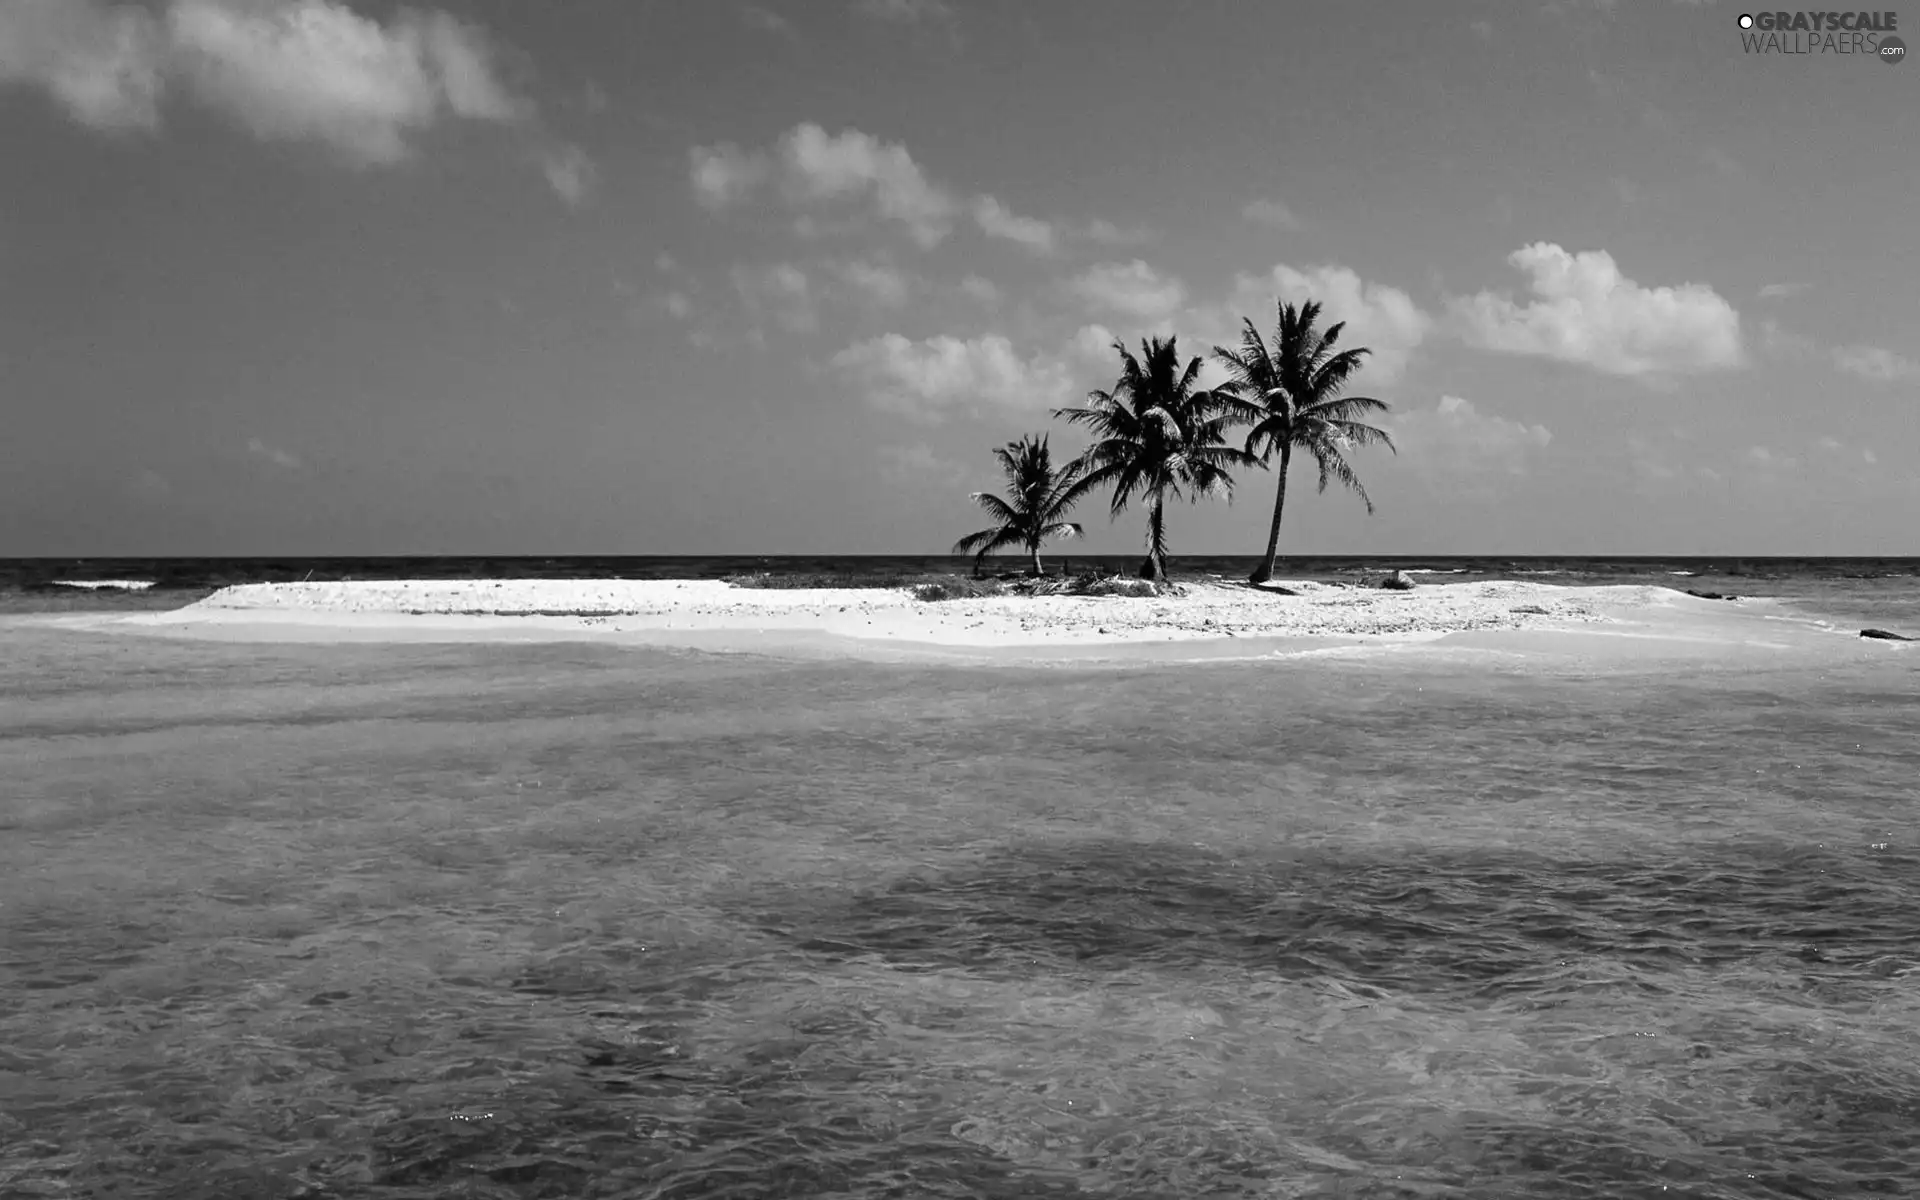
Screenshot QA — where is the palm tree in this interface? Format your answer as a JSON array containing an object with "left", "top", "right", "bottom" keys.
[
  {"left": 1052, "top": 335, "right": 1260, "bottom": 581},
  {"left": 951, "top": 434, "right": 1088, "bottom": 577},
  {"left": 1214, "top": 300, "right": 1396, "bottom": 585}
]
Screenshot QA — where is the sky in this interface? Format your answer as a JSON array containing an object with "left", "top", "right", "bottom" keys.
[{"left": 1, "top": 0, "right": 1916, "bottom": 558}]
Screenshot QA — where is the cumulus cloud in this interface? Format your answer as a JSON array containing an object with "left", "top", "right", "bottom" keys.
[
  {"left": 1069, "top": 322, "right": 1121, "bottom": 368},
  {"left": 687, "top": 122, "right": 1113, "bottom": 253},
  {"left": 1208, "top": 263, "right": 1434, "bottom": 385},
  {"left": 689, "top": 141, "right": 769, "bottom": 209},
  {"left": 541, "top": 143, "right": 595, "bottom": 206},
  {"left": 1757, "top": 318, "right": 1820, "bottom": 363},
  {"left": 0, "top": 0, "right": 530, "bottom": 166},
  {"left": 1450, "top": 243, "right": 1743, "bottom": 377},
  {"left": 1387, "top": 395, "right": 1552, "bottom": 494},
  {"left": 731, "top": 263, "right": 817, "bottom": 333},
  {"left": 973, "top": 195, "right": 1054, "bottom": 252},
  {"left": 832, "top": 333, "right": 1074, "bottom": 422},
  {"left": 1068, "top": 260, "right": 1189, "bottom": 323},
  {"left": 246, "top": 436, "right": 301, "bottom": 470},
  {"left": 126, "top": 467, "right": 173, "bottom": 501},
  {"left": 0, "top": 0, "right": 165, "bottom": 130},
  {"left": 1241, "top": 198, "right": 1302, "bottom": 230},
  {"left": 831, "top": 258, "right": 912, "bottom": 307},
  {"left": 1832, "top": 344, "right": 1919, "bottom": 383},
  {"left": 852, "top": 0, "right": 954, "bottom": 23},
  {"left": 959, "top": 274, "right": 1000, "bottom": 305},
  {"left": 778, "top": 122, "right": 956, "bottom": 247},
  {"left": 740, "top": 5, "right": 793, "bottom": 35}
]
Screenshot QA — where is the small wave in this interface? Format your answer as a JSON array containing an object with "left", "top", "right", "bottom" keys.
[{"left": 51, "top": 580, "right": 157, "bottom": 591}]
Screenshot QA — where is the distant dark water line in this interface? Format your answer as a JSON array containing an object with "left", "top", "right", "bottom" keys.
[{"left": 7, "top": 555, "right": 1920, "bottom": 590}]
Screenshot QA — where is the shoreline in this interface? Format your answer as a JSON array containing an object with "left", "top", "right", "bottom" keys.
[{"left": 29, "top": 576, "right": 1901, "bottom": 666}]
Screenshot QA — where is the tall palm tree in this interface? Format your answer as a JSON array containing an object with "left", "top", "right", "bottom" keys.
[
  {"left": 1214, "top": 300, "right": 1396, "bottom": 585},
  {"left": 1052, "top": 335, "right": 1260, "bottom": 581},
  {"left": 951, "top": 434, "right": 1087, "bottom": 577}
]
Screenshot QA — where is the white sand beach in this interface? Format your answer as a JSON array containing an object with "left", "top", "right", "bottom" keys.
[{"left": 54, "top": 577, "right": 1881, "bottom": 665}]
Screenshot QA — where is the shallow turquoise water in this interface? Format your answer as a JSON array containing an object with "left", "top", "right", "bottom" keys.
[{"left": 1, "top": 591, "right": 1916, "bottom": 1198}]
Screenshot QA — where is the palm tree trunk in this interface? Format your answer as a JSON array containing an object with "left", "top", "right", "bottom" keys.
[
  {"left": 1248, "top": 443, "right": 1293, "bottom": 584},
  {"left": 1139, "top": 498, "right": 1167, "bottom": 580},
  {"left": 1029, "top": 541, "right": 1043, "bottom": 577}
]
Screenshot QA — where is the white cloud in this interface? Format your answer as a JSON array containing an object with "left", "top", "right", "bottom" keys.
[
  {"left": 1213, "top": 263, "right": 1434, "bottom": 384},
  {"left": 832, "top": 258, "right": 911, "bottom": 307},
  {"left": 126, "top": 467, "right": 173, "bottom": 501},
  {"left": 731, "top": 263, "right": 816, "bottom": 332},
  {"left": 0, "top": 0, "right": 526, "bottom": 165},
  {"left": 689, "top": 141, "right": 768, "bottom": 209},
  {"left": 541, "top": 143, "right": 595, "bottom": 207},
  {"left": 166, "top": 0, "right": 521, "bottom": 165},
  {"left": 661, "top": 290, "right": 692, "bottom": 319},
  {"left": 689, "top": 123, "right": 1116, "bottom": 255},
  {"left": 1758, "top": 282, "right": 1808, "bottom": 300},
  {"left": 1832, "top": 344, "right": 1919, "bottom": 384},
  {"left": 1470, "top": 19, "right": 1494, "bottom": 40},
  {"left": 1068, "top": 260, "right": 1189, "bottom": 323},
  {"left": 1241, "top": 198, "right": 1301, "bottom": 230},
  {"left": 1745, "top": 444, "right": 1799, "bottom": 471},
  {"left": 959, "top": 274, "right": 1000, "bottom": 305},
  {"left": 1069, "top": 322, "right": 1119, "bottom": 365},
  {"left": 1449, "top": 243, "right": 1744, "bottom": 377},
  {"left": 852, "top": 0, "right": 954, "bottom": 22},
  {"left": 1387, "top": 395, "right": 1552, "bottom": 492},
  {"left": 778, "top": 122, "right": 957, "bottom": 247},
  {"left": 1758, "top": 318, "right": 1820, "bottom": 362},
  {"left": 0, "top": 0, "right": 164, "bottom": 130},
  {"left": 740, "top": 6, "right": 793, "bottom": 35},
  {"left": 973, "top": 195, "right": 1055, "bottom": 252},
  {"left": 833, "top": 333, "right": 1074, "bottom": 422},
  {"left": 246, "top": 436, "right": 301, "bottom": 470}
]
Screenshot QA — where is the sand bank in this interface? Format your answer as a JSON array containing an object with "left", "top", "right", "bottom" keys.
[{"left": 42, "top": 576, "right": 1891, "bottom": 666}]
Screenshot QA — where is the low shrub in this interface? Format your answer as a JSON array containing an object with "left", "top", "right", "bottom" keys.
[{"left": 910, "top": 577, "right": 1009, "bottom": 602}]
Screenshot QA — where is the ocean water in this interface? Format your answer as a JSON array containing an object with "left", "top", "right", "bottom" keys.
[{"left": 0, "top": 568, "right": 1916, "bottom": 1197}]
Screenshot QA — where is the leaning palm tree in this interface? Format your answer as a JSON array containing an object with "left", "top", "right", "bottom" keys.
[
  {"left": 951, "top": 433, "right": 1087, "bottom": 577},
  {"left": 1052, "top": 335, "right": 1260, "bottom": 581},
  {"left": 1214, "top": 300, "right": 1396, "bottom": 585}
]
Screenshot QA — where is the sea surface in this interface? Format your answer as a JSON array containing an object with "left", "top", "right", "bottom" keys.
[{"left": 1, "top": 560, "right": 1916, "bottom": 1197}]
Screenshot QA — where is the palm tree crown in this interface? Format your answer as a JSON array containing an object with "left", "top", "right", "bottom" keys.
[
  {"left": 1052, "top": 335, "right": 1261, "bottom": 580},
  {"left": 1214, "top": 300, "right": 1396, "bottom": 584},
  {"left": 950, "top": 433, "right": 1088, "bottom": 577}
]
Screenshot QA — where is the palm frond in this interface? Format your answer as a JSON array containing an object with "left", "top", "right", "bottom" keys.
[
  {"left": 967, "top": 492, "right": 1020, "bottom": 525},
  {"left": 952, "top": 525, "right": 1023, "bottom": 557}
]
